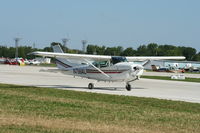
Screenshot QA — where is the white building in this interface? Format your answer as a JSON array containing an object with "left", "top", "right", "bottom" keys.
[{"left": 35, "top": 57, "right": 51, "bottom": 64}]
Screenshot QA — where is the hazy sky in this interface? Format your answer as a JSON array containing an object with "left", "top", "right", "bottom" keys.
[{"left": 0, "top": 0, "right": 200, "bottom": 51}]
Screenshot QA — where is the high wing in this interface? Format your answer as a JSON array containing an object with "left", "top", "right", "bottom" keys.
[
  {"left": 126, "top": 56, "right": 185, "bottom": 61},
  {"left": 31, "top": 51, "right": 111, "bottom": 61},
  {"left": 31, "top": 51, "right": 185, "bottom": 61}
]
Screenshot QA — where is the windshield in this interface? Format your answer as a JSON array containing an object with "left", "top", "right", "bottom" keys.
[{"left": 111, "top": 56, "right": 127, "bottom": 65}]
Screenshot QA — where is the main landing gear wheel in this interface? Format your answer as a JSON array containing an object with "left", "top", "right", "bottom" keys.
[
  {"left": 88, "top": 83, "right": 94, "bottom": 89},
  {"left": 126, "top": 83, "right": 131, "bottom": 91}
]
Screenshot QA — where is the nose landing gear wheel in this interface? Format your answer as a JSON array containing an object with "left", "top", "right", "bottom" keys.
[
  {"left": 126, "top": 83, "right": 131, "bottom": 91},
  {"left": 88, "top": 83, "right": 94, "bottom": 89}
]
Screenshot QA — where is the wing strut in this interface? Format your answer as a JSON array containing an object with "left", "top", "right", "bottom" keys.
[{"left": 84, "top": 59, "right": 111, "bottom": 79}]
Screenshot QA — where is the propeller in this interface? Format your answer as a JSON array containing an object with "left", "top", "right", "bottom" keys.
[{"left": 130, "top": 65, "right": 144, "bottom": 77}]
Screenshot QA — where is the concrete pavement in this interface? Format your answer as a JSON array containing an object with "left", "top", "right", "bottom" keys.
[{"left": 0, "top": 65, "right": 200, "bottom": 103}]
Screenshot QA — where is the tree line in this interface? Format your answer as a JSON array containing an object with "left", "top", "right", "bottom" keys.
[
  {"left": 0, "top": 42, "right": 82, "bottom": 59},
  {"left": 0, "top": 42, "right": 200, "bottom": 61},
  {"left": 87, "top": 43, "right": 200, "bottom": 61}
]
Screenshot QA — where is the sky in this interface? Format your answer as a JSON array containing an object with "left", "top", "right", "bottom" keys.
[{"left": 0, "top": 0, "right": 200, "bottom": 51}]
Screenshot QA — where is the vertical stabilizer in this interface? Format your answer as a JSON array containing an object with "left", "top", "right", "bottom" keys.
[
  {"left": 52, "top": 45, "right": 64, "bottom": 53},
  {"left": 52, "top": 45, "right": 74, "bottom": 70}
]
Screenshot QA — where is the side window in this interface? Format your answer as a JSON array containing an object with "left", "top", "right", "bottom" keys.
[{"left": 92, "top": 61, "right": 109, "bottom": 68}]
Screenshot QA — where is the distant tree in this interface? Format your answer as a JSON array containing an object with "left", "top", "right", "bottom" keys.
[
  {"left": 121, "top": 47, "right": 136, "bottom": 56},
  {"left": 18, "top": 46, "right": 26, "bottom": 58},
  {"left": 104, "top": 46, "right": 123, "bottom": 56},
  {"left": 0, "top": 46, "right": 8, "bottom": 57},
  {"left": 179, "top": 46, "right": 197, "bottom": 60},
  {"left": 43, "top": 47, "right": 53, "bottom": 52},
  {"left": 146, "top": 43, "right": 158, "bottom": 55},
  {"left": 157, "top": 45, "right": 177, "bottom": 56},
  {"left": 1, "top": 42, "right": 199, "bottom": 61},
  {"left": 96, "top": 46, "right": 106, "bottom": 55},
  {"left": 116, "top": 46, "right": 123, "bottom": 56},
  {"left": 136, "top": 45, "right": 148, "bottom": 56},
  {"left": 24, "top": 46, "right": 36, "bottom": 59},
  {"left": 86, "top": 45, "right": 106, "bottom": 55},
  {"left": 9, "top": 47, "right": 16, "bottom": 58},
  {"left": 104, "top": 47, "right": 115, "bottom": 55},
  {"left": 87, "top": 45, "right": 96, "bottom": 54},
  {"left": 193, "top": 52, "right": 200, "bottom": 61}
]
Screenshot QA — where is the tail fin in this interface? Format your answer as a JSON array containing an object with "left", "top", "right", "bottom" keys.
[
  {"left": 52, "top": 45, "right": 74, "bottom": 70},
  {"left": 52, "top": 45, "right": 64, "bottom": 53}
]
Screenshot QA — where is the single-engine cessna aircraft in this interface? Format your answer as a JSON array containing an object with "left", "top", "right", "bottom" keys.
[{"left": 31, "top": 45, "right": 185, "bottom": 91}]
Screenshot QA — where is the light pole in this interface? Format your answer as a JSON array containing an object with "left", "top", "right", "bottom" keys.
[
  {"left": 14, "top": 38, "right": 21, "bottom": 58},
  {"left": 62, "top": 38, "right": 69, "bottom": 53},
  {"left": 82, "top": 40, "right": 87, "bottom": 53}
]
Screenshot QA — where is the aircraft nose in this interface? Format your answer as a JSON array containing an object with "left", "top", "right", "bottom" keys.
[
  {"left": 133, "top": 65, "right": 144, "bottom": 71},
  {"left": 131, "top": 65, "right": 144, "bottom": 77}
]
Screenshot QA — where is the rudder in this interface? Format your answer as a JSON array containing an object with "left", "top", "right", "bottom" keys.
[{"left": 52, "top": 44, "right": 74, "bottom": 70}]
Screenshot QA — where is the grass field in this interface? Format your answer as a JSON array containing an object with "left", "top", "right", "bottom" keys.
[
  {"left": 0, "top": 84, "right": 200, "bottom": 133},
  {"left": 145, "top": 70, "right": 200, "bottom": 74},
  {"left": 38, "top": 63, "right": 57, "bottom": 67},
  {"left": 141, "top": 75, "right": 200, "bottom": 83}
]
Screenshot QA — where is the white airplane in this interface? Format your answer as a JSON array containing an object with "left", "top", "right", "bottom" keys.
[{"left": 31, "top": 45, "right": 185, "bottom": 91}]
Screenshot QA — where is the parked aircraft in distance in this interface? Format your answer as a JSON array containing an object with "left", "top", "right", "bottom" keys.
[{"left": 31, "top": 45, "right": 185, "bottom": 91}]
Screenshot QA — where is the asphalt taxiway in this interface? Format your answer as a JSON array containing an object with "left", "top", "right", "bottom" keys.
[{"left": 0, "top": 65, "right": 200, "bottom": 103}]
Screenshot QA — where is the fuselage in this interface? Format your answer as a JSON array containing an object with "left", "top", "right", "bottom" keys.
[
  {"left": 30, "top": 44, "right": 185, "bottom": 90},
  {"left": 60, "top": 61, "right": 144, "bottom": 82}
]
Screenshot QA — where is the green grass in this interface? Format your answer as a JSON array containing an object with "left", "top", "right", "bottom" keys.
[
  {"left": 38, "top": 63, "right": 56, "bottom": 67},
  {"left": 145, "top": 70, "right": 200, "bottom": 74},
  {"left": 141, "top": 75, "right": 200, "bottom": 83},
  {"left": 184, "top": 71, "right": 200, "bottom": 74},
  {"left": 0, "top": 84, "right": 200, "bottom": 133}
]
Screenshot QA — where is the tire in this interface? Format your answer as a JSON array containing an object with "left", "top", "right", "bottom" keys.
[
  {"left": 126, "top": 84, "right": 131, "bottom": 91},
  {"left": 88, "top": 83, "right": 94, "bottom": 89}
]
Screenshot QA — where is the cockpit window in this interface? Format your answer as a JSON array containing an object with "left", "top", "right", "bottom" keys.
[
  {"left": 111, "top": 56, "right": 127, "bottom": 65},
  {"left": 93, "top": 61, "right": 109, "bottom": 68}
]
